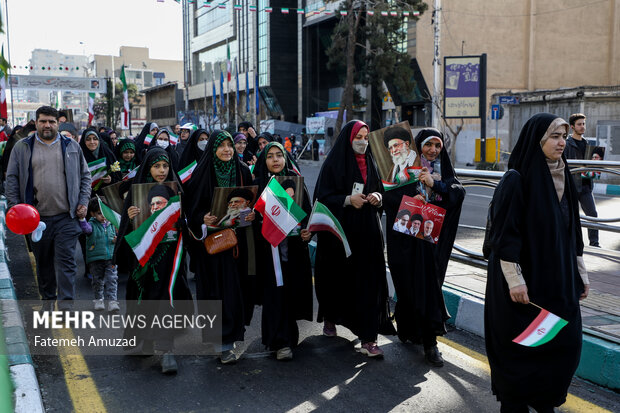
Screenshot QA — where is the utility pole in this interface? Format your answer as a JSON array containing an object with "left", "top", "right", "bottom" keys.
[
  {"left": 182, "top": 0, "right": 189, "bottom": 113},
  {"left": 432, "top": 0, "right": 441, "bottom": 129}
]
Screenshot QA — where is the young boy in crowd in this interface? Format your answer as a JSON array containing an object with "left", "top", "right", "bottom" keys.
[{"left": 79, "top": 198, "right": 119, "bottom": 312}]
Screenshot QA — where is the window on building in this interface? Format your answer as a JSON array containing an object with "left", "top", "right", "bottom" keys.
[
  {"left": 196, "top": 1, "right": 231, "bottom": 36},
  {"left": 144, "top": 71, "right": 153, "bottom": 87},
  {"left": 257, "top": 0, "right": 269, "bottom": 87}
]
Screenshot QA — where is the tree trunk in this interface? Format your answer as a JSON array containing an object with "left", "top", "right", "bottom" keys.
[{"left": 334, "top": 3, "right": 361, "bottom": 141}]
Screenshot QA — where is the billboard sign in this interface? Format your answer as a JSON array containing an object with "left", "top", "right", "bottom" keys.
[
  {"left": 9, "top": 75, "right": 107, "bottom": 93},
  {"left": 443, "top": 55, "right": 483, "bottom": 118}
]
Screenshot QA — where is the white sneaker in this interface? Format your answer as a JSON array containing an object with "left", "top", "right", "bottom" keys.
[
  {"left": 108, "top": 301, "right": 120, "bottom": 312},
  {"left": 93, "top": 299, "right": 105, "bottom": 311},
  {"left": 276, "top": 347, "right": 293, "bottom": 361}
]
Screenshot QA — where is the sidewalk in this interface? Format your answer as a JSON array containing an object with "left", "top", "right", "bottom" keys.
[{"left": 442, "top": 245, "right": 620, "bottom": 391}]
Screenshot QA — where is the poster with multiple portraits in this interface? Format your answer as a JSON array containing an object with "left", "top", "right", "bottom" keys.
[
  {"left": 368, "top": 121, "right": 422, "bottom": 190},
  {"left": 392, "top": 195, "right": 446, "bottom": 244},
  {"left": 211, "top": 186, "right": 259, "bottom": 228}
]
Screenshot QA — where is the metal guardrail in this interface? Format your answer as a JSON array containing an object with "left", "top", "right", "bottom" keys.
[{"left": 453, "top": 160, "right": 620, "bottom": 262}]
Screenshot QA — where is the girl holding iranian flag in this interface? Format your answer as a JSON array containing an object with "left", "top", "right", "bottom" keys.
[
  {"left": 184, "top": 130, "right": 256, "bottom": 365},
  {"left": 79, "top": 129, "right": 121, "bottom": 195},
  {"left": 114, "top": 147, "right": 193, "bottom": 375},
  {"left": 252, "top": 142, "right": 314, "bottom": 361},
  {"left": 484, "top": 113, "right": 589, "bottom": 412}
]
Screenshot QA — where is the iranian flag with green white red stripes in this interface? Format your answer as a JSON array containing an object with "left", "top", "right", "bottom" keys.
[
  {"left": 88, "top": 158, "right": 107, "bottom": 187},
  {"left": 178, "top": 160, "right": 197, "bottom": 184},
  {"left": 97, "top": 196, "right": 121, "bottom": 230},
  {"left": 125, "top": 195, "right": 181, "bottom": 266},
  {"left": 307, "top": 201, "right": 351, "bottom": 257},
  {"left": 254, "top": 177, "right": 306, "bottom": 247},
  {"left": 512, "top": 308, "right": 568, "bottom": 347}
]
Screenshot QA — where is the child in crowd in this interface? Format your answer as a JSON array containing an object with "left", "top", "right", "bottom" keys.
[{"left": 80, "top": 198, "right": 119, "bottom": 312}]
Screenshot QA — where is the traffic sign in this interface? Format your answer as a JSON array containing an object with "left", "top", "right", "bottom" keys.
[
  {"left": 491, "top": 104, "right": 500, "bottom": 120},
  {"left": 499, "top": 96, "right": 519, "bottom": 105}
]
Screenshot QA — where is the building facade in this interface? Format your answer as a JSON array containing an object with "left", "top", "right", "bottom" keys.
[{"left": 90, "top": 46, "right": 183, "bottom": 131}]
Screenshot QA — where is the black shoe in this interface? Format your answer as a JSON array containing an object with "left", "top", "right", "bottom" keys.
[
  {"left": 161, "top": 352, "right": 178, "bottom": 374},
  {"left": 424, "top": 345, "right": 444, "bottom": 367},
  {"left": 589, "top": 242, "right": 600, "bottom": 248}
]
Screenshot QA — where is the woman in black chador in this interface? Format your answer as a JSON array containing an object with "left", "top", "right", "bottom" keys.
[
  {"left": 383, "top": 127, "right": 465, "bottom": 367},
  {"left": 114, "top": 147, "right": 193, "bottom": 375},
  {"left": 253, "top": 142, "right": 313, "bottom": 361},
  {"left": 178, "top": 128, "right": 210, "bottom": 172},
  {"left": 313, "top": 120, "right": 394, "bottom": 358},
  {"left": 184, "top": 130, "right": 255, "bottom": 364},
  {"left": 484, "top": 113, "right": 589, "bottom": 412},
  {"left": 79, "top": 129, "right": 122, "bottom": 194}
]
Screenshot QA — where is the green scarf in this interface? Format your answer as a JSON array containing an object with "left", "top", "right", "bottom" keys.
[{"left": 212, "top": 131, "right": 236, "bottom": 187}]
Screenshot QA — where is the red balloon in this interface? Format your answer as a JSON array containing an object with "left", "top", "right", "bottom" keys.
[{"left": 6, "top": 204, "right": 40, "bottom": 235}]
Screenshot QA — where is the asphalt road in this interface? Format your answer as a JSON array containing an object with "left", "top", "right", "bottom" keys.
[{"left": 6, "top": 160, "right": 620, "bottom": 412}]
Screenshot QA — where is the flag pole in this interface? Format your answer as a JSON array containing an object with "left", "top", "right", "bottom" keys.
[
  {"left": 226, "top": 39, "right": 230, "bottom": 129},
  {"left": 529, "top": 302, "right": 543, "bottom": 311},
  {"left": 4, "top": 0, "right": 14, "bottom": 126}
]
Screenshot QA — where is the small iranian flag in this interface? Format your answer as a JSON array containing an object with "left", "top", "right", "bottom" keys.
[
  {"left": 168, "top": 233, "right": 183, "bottom": 307},
  {"left": 179, "top": 160, "right": 197, "bottom": 184},
  {"left": 233, "top": 4, "right": 242, "bottom": 10},
  {"left": 125, "top": 195, "right": 181, "bottom": 266},
  {"left": 120, "top": 65, "right": 130, "bottom": 129},
  {"left": 297, "top": 8, "right": 305, "bottom": 14},
  {"left": 123, "top": 165, "right": 140, "bottom": 181},
  {"left": 88, "top": 158, "right": 108, "bottom": 187},
  {"left": 97, "top": 196, "right": 121, "bottom": 230},
  {"left": 169, "top": 132, "right": 179, "bottom": 145},
  {"left": 281, "top": 7, "right": 289, "bottom": 14},
  {"left": 390, "top": 11, "right": 398, "bottom": 16},
  {"left": 403, "top": 11, "right": 410, "bottom": 16},
  {"left": 254, "top": 177, "right": 307, "bottom": 247},
  {"left": 513, "top": 307, "right": 568, "bottom": 347},
  {"left": 87, "top": 93, "right": 95, "bottom": 126},
  {"left": 249, "top": 164, "right": 255, "bottom": 174},
  {"left": 218, "top": 3, "right": 226, "bottom": 9},
  {"left": 249, "top": 5, "right": 256, "bottom": 11},
  {"left": 307, "top": 201, "right": 351, "bottom": 257},
  {"left": 144, "top": 134, "right": 154, "bottom": 146},
  {"left": 340, "top": 11, "right": 348, "bottom": 16},
  {"left": 381, "top": 11, "right": 388, "bottom": 16},
  {"left": 367, "top": 10, "right": 374, "bottom": 16},
  {"left": 265, "top": 7, "right": 273, "bottom": 12}
]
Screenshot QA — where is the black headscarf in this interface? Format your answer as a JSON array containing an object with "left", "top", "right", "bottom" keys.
[
  {"left": 79, "top": 129, "right": 121, "bottom": 183},
  {"left": 134, "top": 122, "right": 159, "bottom": 163},
  {"left": 184, "top": 130, "right": 251, "bottom": 235},
  {"left": 146, "top": 129, "right": 180, "bottom": 172},
  {"left": 178, "top": 128, "right": 209, "bottom": 170},
  {"left": 313, "top": 120, "right": 382, "bottom": 212},
  {"left": 484, "top": 113, "right": 584, "bottom": 406},
  {"left": 98, "top": 131, "right": 114, "bottom": 150},
  {"left": 253, "top": 141, "right": 311, "bottom": 217},
  {"left": 114, "top": 147, "right": 182, "bottom": 267},
  {"left": 413, "top": 127, "right": 464, "bottom": 284}
]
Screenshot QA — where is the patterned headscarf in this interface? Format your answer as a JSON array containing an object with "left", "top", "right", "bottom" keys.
[{"left": 211, "top": 130, "right": 237, "bottom": 187}]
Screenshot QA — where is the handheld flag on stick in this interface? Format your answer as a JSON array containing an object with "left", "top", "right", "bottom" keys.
[
  {"left": 254, "top": 177, "right": 307, "bottom": 286},
  {"left": 96, "top": 196, "right": 121, "bottom": 230},
  {"left": 512, "top": 303, "right": 568, "bottom": 347},
  {"left": 178, "top": 160, "right": 197, "bottom": 184},
  {"left": 307, "top": 201, "right": 351, "bottom": 257},
  {"left": 88, "top": 158, "right": 107, "bottom": 187},
  {"left": 125, "top": 195, "right": 181, "bottom": 266},
  {"left": 120, "top": 65, "right": 130, "bottom": 128},
  {"left": 168, "top": 233, "right": 183, "bottom": 307}
]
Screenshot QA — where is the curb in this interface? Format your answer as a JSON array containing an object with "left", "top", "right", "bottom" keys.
[
  {"left": 442, "top": 284, "right": 620, "bottom": 391},
  {"left": 0, "top": 197, "right": 45, "bottom": 413},
  {"left": 593, "top": 183, "right": 620, "bottom": 195}
]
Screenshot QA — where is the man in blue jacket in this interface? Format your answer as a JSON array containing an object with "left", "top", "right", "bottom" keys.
[{"left": 6, "top": 106, "right": 91, "bottom": 308}]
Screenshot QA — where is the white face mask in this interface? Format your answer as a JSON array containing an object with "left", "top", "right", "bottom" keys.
[
  {"left": 156, "top": 140, "right": 170, "bottom": 149},
  {"left": 197, "top": 140, "right": 208, "bottom": 151},
  {"left": 352, "top": 139, "right": 368, "bottom": 154}
]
